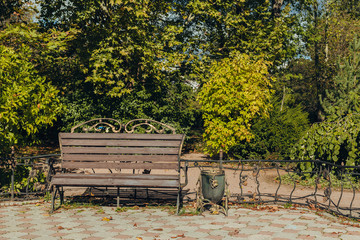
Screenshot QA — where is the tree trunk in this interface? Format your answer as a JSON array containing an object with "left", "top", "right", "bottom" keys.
[{"left": 272, "top": 0, "right": 284, "bottom": 18}]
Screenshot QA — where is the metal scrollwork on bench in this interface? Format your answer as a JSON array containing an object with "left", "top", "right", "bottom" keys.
[
  {"left": 70, "top": 118, "right": 176, "bottom": 134},
  {"left": 71, "top": 118, "right": 122, "bottom": 133},
  {"left": 124, "top": 119, "right": 176, "bottom": 134}
]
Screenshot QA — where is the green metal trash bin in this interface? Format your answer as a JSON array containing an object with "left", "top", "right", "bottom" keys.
[{"left": 200, "top": 169, "right": 225, "bottom": 204}]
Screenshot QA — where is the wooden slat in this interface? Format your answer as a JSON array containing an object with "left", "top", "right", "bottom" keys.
[
  {"left": 62, "top": 154, "right": 178, "bottom": 162},
  {"left": 62, "top": 162, "right": 178, "bottom": 170},
  {"left": 61, "top": 139, "right": 181, "bottom": 147},
  {"left": 51, "top": 177, "right": 179, "bottom": 188},
  {"left": 62, "top": 146, "right": 179, "bottom": 155},
  {"left": 52, "top": 173, "right": 179, "bottom": 180},
  {"left": 60, "top": 133, "right": 184, "bottom": 140}
]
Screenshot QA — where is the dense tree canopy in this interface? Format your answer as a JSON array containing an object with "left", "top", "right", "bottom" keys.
[{"left": 0, "top": 0, "right": 359, "bottom": 162}]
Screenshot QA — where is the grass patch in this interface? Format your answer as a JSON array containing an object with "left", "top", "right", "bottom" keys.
[
  {"left": 60, "top": 201, "right": 100, "bottom": 210},
  {"left": 277, "top": 173, "right": 360, "bottom": 190}
]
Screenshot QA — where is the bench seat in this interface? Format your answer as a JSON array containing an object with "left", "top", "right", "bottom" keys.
[{"left": 51, "top": 173, "right": 180, "bottom": 188}]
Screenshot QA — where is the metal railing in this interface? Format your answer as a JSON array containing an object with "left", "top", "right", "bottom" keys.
[
  {"left": 182, "top": 159, "right": 360, "bottom": 219},
  {"left": 1, "top": 156, "right": 360, "bottom": 219},
  {"left": 0, "top": 154, "right": 61, "bottom": 201}
]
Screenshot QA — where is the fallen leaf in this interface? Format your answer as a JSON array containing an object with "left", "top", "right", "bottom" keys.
[
  {"left": 268, "top": 206, "right": 279, "bottom": 212},
  {"left": 308, "top": 204, "right": 316, "bottom": 210},
  {"left": 136, "top": 237, "right": 143, "bottom": 240},
  {"left": 58, "top": 226, "right": 64, "bottom": 230},
  {"left": 171, "top": 234, "right": 185, "bottom": 238},
  {"left": 101, "top": 216, "right": 113, "bottom": 221},
  {"left": 153, "top": 228, "right": 163, "bottom": 231},
  {"left": 210, "top": 210, "right": 219, "bottom": 215},
  {"left": 134, "top": 223, "right": 137, "bottom": 227},
  {"left": 229, "top": 229, "right": 239, "bottom": 236}
]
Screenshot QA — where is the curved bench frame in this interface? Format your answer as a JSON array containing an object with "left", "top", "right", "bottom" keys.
[{"left": 51, "top": 119, "right": 187, "bottom": 214}]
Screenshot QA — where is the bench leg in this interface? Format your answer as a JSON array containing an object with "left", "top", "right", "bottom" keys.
[
  {"left": 117, "top": 187, "right": 120, "bottom": 208},
  {"left": 176, "top": 188, "right": 182, "bottom": 215},
  {"left": 60, "top": 187, "right": 64, "bottom": 205},
  {"left": 51, "top": 187, "right": 58, "bottom": 213}
]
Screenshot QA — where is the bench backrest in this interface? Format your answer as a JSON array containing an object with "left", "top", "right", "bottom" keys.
[{"left": 59, "top": 132, "right": 185, "bottom": 171}]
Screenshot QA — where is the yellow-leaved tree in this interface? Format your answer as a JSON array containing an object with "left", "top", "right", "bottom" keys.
[{"left": 198, "top": 53, "right": 273, "bottom": 156}]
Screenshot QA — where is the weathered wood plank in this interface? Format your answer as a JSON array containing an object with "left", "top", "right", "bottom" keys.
[
  {"left": 52, "top": 173, "right": 179, "bottom": 180},
  {"left": 61, "top": 139, "right": 181, "bottom": 147},
  {"left": 60, "top": 133, "right": 184, "bottom": 140},
  {"left": 55, "top": 131, "right": 184, "bottom": 195},
  {"left": 51, "top": 177, "right": 179, "bottom": 188},
  {"left": 62, "top": 162, "right": 179, "bottom": 170},
  {"left": 62, "top": 146, "right": 179, "bottom": 155},
  {"left": 62, "top": 154, "right": 178, "bottom": 162}
]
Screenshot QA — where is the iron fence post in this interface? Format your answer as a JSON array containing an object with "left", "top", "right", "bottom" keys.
[
  {"left": 11, "top": 168, "right": 14, "bottom": 201},
  {"left": 219, "top": 149, "right": 223, "bottom": 169},
  {"left": 10, "top": 146, "right": 15, "bottom": 201}
]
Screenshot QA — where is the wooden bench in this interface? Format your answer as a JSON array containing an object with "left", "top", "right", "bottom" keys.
[{"left": 50, "top": 118, "right": 188, "bottom": 213}]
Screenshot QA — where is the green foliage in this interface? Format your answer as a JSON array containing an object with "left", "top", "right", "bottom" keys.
[
  {"left": 291, "top": 114, "right": 360, "bottom": 171},
  {"left": 37, "top": 0, "right": 200, "bottom": 134},
  {"left": 40, "top": 0, "right": 194, "bottom": 97},
  {"left": 231, "top": 100, "right": 310, "bottom": 160},
  {"left": 0, "top": 23, "right": 81, "bottom": 88},
  {"left": 60, "top": 82, "right": 198, "bottom": 135},
  {"left": 185, "top": 0, "right": 299, "bottom": 68},
  {"left": 198, "top": 53, "right": 273, "bottom": 155},
  {"left": 291, "top": 0, "right": 360, "bottom": 121},
  {"left": 279, "top": 172, "right": 360, "bottom": 190},
  {"left": 320, "top": 37, "right": 360, "bottom": 121},
  {"left": 274, "top": 59, "right": 320, "bottom": 122},
  {"left": 292, "top": 37, "right": 360, "bottom": 171},
  {"left": 0, "top": 0, "right": 37, "bottom": 29},
  {"left": 0, "top": 43, "right": 63, "bottom": 158},
  {"left": 84, "top": 0, "right": 181, "bottom": 97},
  {"left": 0, "top": 0, "right": 355, "bottom": 163},
  {"left": 0, "top": 165, "right": 47, "bottom": 194}
]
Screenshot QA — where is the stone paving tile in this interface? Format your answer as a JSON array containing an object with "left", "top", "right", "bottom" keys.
[
  {"left": 1, "top": 231, "right": 27, "bottom": 238},
  {"left": 1, "top": 203, "right": 360, "bottom": 239},
  {"left": 20, "top": 234, "right": 42, "bottom": 239},
  {"left": 340, "top": 235, "right": 360, "bottom": 240},
  {"left": 273, "top": 232, "right": 300, "bottom": 239},
  {"left": 31, "top": 236, "right": 59, "bottom": 240}
]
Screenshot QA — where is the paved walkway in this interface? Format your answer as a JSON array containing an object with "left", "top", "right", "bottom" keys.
[{"left": 1, "top": 202, "right": 360, "bottom": 240}]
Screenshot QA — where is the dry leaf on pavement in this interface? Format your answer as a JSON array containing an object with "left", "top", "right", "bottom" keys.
[{"left": 101, "top": 216, "right": 113, "bottom": 221}]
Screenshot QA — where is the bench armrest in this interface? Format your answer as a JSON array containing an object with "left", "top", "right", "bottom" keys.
[
  {"left": 46, "top": 158, "right": 57, "bottom": 180},
  {"left": 180, "top": 160, "right": 188, "bottom": 188}
]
